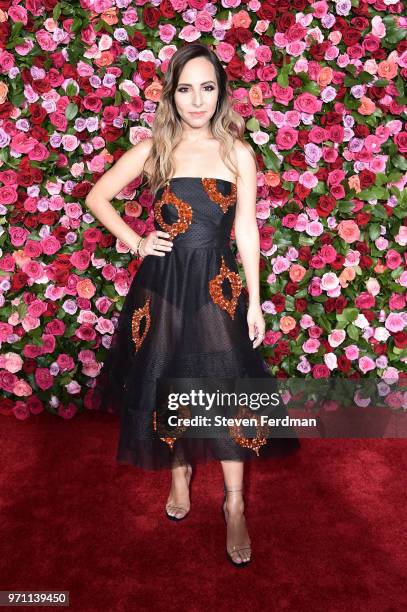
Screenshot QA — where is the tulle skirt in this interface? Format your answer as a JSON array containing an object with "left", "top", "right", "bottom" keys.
[{"left": 96, "top": 245, "right": 300, "bottom": 470}]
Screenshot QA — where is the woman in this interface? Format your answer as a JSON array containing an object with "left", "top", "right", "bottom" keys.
[{"left": 85, "top": 43, "right": 300, "bottom": 567}]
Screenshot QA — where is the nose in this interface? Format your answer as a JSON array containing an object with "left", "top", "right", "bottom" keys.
[{"left": 192, "top": 90, "right": 203, "bottom": 107}]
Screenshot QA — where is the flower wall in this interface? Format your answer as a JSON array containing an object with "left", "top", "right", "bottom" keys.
[{"left": 0, "top": 0, "right": 406, "bottom": 419}]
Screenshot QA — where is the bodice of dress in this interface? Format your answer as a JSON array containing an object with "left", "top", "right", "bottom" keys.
[{"left": 153, "top": 177, "right": 237, "bottom": 250}]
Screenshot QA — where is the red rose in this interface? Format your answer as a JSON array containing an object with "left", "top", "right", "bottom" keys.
[
  {"left": 312, "top": 364, "right": 330, "bottom": 379},
  {"left": 11, "top": 271, "right": 29, "bottom": 291},
  {"left": 285, "top": 282, "right": 298, "bottom": 295},
  {"left": 394, "top": 132, "right": 407, "bottom": 153},
  {"left": 362, "top": 35, "right": 380, "bottom": 53},
  {"left": 276, "top": 13, "right": 295, "bottom": 32},
  {"left": 354, "top": 124, "right": 369, "bottom": 138},
  {"left": 271, "top": 294, "right": 286, "bottom": 313},
  {"left": 351, "top": 17, "right": 369, "bottom": 30},
  {"left": 342, "top": 28, "right": 361, "bottom": 46},
  {"left": 286, "top": 151, "right": 306, "bottom": 169},
  {"left": 160, "top": 0, "right": 176, "bottom": 18},
  {"left": 0, "top": 101, "right": 13, "bottom": 119},
  {"left": 337, "top": 355, "right": 351, "bottom": 373},
  {"left": 359, "top": 169, "right": 376, "bottom": 188},
  {"left": 394, "top": 331, "right": 407, "bottom": 349},
  {"left": 138, "top": 61, "right": 156, "bottom": 81},
  {"left": 129, "top": 32, "right": 147, "bottom": 50},
  {"left": 316, "top": 195, "right": 336, "bottom": 218},
  {"left": 286, "top": 24, "right": 307, "bottom": 42},
  {"left": 295, "top": 298, "right": 307, "bottom": 312},
  {"left": 101, "top": 125, "right": 123, "bottom": 143},
  {"left": 142, "top": 7, "right": 160, "bottom": 28},
  {"left": 258, "top": 3, "right": 277, "bottom": 20}
]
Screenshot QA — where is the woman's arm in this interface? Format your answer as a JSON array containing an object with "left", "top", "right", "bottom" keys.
[
  {"left": 234, "top": 141, "right": 260, "bottom": 306},
  {"left": 84, "top": 138, "right": 153, "bottom": 252},
  {"left": 233, "top": 141, "right": 265, "bottom": 348}
]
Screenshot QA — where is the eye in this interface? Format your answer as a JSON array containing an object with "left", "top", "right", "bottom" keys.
[{"left": 177, "top": 85, "right": 216, "bottom": 93}]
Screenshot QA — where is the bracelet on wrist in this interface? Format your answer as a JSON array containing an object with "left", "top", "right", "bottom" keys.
[{"left": 135, "top": 236, "right": 143, "bottom": 257}]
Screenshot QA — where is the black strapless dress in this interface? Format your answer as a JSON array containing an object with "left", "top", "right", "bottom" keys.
[{"left": 96, "top": 177, "right": 300, "bottom": 470}]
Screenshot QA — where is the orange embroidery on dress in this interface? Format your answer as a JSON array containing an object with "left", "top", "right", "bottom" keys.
[
  {"left": 209, "top": 256, "right": 242, "bottom": 319},
  {"left": 228, "top": 406, "right": 270, "bottom": 456},
  {"left": 153, "top": 411, "right": 176, "bottom": 450},
  {"left": 152, "top": 403, "right": 191, "bottom": 450},
  {"left": 154, "top": 183, "right": 193, "bottom": 239},
  {"left": 131, "top": 297, "right": 151, "bottom": 352},
  {"left": 201, "top": 178, "right": 237, "bottom": 213}
]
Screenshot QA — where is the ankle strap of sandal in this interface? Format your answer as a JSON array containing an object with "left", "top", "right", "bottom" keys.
[{"left": 224, "top": 487, "right": 243, "bottom": 494}]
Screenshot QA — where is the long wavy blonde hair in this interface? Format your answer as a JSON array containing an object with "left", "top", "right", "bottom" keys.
[{"left": 141, "top": 43, "right": 258, "bottom": 197}]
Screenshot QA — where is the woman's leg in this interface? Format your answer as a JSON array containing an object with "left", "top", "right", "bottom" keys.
[
  {"left": 221, "top": 460, "right": 251, "bottom": 564},
  {"left": 165, "top": 462, "right": 192, "bottom": 519}
]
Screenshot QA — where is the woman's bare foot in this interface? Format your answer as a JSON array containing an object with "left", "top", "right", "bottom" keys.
[
  {"left": 223, "top": 490, "right": 251, "bottom": 564},
  {"left": 165, "top": 464, "right": 192, "bottom": 520}
]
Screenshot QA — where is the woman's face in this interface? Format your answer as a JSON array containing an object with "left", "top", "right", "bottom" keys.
[{"left": 173, "top": 56, "right": 219, "bottom": 131}]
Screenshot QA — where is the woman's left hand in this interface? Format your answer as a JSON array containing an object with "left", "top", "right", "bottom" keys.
[{"left": 247, "top": 302, "right": 266, "bottom": 349}]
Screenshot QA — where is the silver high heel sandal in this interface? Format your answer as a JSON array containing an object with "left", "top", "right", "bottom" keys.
[{"left": 221, "top": 485, "right": 252, "bottom": 566}]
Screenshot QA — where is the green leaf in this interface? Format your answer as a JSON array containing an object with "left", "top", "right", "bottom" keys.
[
  {"left": 246, "top": 118, "right": 260, "bottom": 132},
  {"left": 368, "top": 223, "right": 380, "bottom": 241},
  {"left": 393, "top": 155, "right": 407, "bottom": 171},
  {"left": 347, "top": 324, "right": 360, "bottom": 341},
  {"left": 357, "top": 186, "right": 390, "bottom": 201},
  {"left": 53, "top": 2, "right": 61, "bottom": 21},
  {"left": 65, "top": 103, "right": 78, "bottom": 121}
]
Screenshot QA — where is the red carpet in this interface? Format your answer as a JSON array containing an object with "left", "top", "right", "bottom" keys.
[{"left": 1, "top": 411, "right": 406, "bottom": 612}]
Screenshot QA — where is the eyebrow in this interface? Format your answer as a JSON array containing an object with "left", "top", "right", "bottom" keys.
[{"left": 177, "top": 80, "right": 216, "bottom": 86}]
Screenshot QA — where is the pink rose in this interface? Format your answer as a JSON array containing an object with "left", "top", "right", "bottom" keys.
[
  {"left": 41, "top": 235, "right": 61, "bottom": 256},
  {"left": 23, "top": 239, "right": 43, "bottom": 258},
  {"left": 8, "top": 226, "right": 30, "bottom": 247},
  {"left": 385, "top": 249, "right": 402, "bottom": 270},
  {"left": 294, "top": 93, "right": 322, "bottom": 114},
  {"left": 44, "top": 319, "right": 65, "bottom": 335},
  {"left": 13, "top": 401, "right": 30, "bottom": 421},
  {"left": 70, "top": 250, "right": 91, "bottom": 271},
  {"left": 389, "top": 293, "right": 405, "bottom": 310},
  {"left": 27, "top": 396, "right": 44, "bottom": 415},
  {"left": 385, "top": 313, "right": 405, "bottom": 333},
  {"left": 276, "top": 126, "right": 298, "bottom": 150},
  {"left": 58, "top": 402, "right": 78, "bottom": 420},
  {"left": 271, "top": 83, "right": 294, "bottom": 105},
  {"left": 337, "top": 220, "right": 360, "bottom": 244},
  {"left": 195, "top": 11, "right": 213, "bottom": 32},
  {"left": 35, "top": 368, "right": 54, "bottom": 391},
  {"left": 0, "top": 186, "right": 18, "bottom": 205},
  {"left": 36, "top": 29, "right": 58, "bottom": 52},
  {"left": 0, "top": 370, "right": 18, "bottom": 393}
]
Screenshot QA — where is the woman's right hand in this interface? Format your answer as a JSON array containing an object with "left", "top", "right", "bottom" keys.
[{"left": 138, "top": 230, "right": 173, "bottom": 258}]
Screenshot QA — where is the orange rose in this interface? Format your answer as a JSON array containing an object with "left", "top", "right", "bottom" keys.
[
  {"left": 232, "top": 10, "right": 251, "bottom": 28},
  {"left": 280, "top": 316, "right": 296, "bottom": 334},
  {"left": 339, "top": 267, "right": 356, "bottom": 287},
  {"left": 317, "top": 67, "right": 333, "bottom": 88},
  {"left": 264, "top": 172, "right": 280, "bottom": 187},
  {"left": 289, "top": 263, "right": 306, "bottom": 283},
  {"left": 0, "top": 81, "right": 8, "bottom": 104},
  {"left": 377, "top": 60, "right": 397, "bottom": 80},
  {"left": 358, "top": 96, "right": 376, "bottom": 116},
  {"left": 337, "top": 220, "right": 360, "bottom": 243},
  {"left": 374, "top": 261, "right": 386, "bottom": 274},
  {"left": 77, "top": 279, "right": 96, "bottom": 299},
  {"left": 249, "top": 85, "right": 263, "bottom": 107},
  {"left": 101, "top": 8, "right": 118, "bottom": 26},
  {"left": 145, "top": 80, "right": 163, "bottom": 102},
  {"left": 95, "top": 51, "right": 114, "bottom": 68}
]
